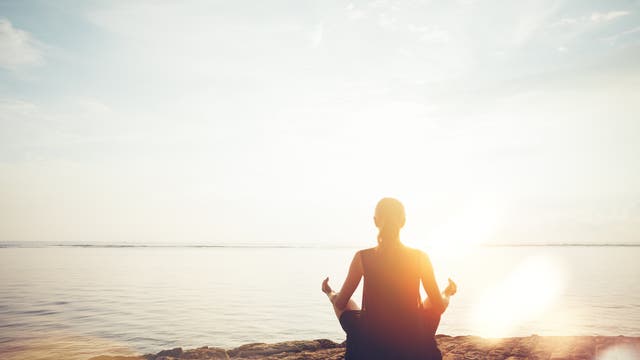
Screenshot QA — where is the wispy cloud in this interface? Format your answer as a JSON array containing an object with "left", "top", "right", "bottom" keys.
[
  {"left": 407, "top": 24, "right": 450, "bottom": 44},
  {"left": 345, "top": 3, "right": 366, "bottom": 20},
  {"left": 0, "top": 18, "right": 43, "bottom": 70},
  {"left": 604, "top": 26, "right": 640, "bottom": 43},
  {"left": 310, "top": 23, "right": 324, "bottom": 49},
  {"left": 590, "top": 10, "right": 630, "bottom": 23},
  {"left": 553, "top": 10, "right": 631, "bottom": 27}
]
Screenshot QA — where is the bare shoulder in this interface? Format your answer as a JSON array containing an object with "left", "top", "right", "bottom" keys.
[
  {"left": 354, "top": 247, "right": 376, "bottom": 266},
  {"left": 357, "top": 247, "right": 376, "bottom": 257},
  {"left": 406, "top": 245, "right": 428, "bottom": 259},
  {"left": 349, "top": 248, "right": 372, "bottom": 273},
  {"left": 407, "top": 247, "right": 433, "bottom": 270}
]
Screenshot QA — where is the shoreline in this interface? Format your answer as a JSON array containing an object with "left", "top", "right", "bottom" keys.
[{"left": 89, "top": 335, "right": 640, "bottom": 360}]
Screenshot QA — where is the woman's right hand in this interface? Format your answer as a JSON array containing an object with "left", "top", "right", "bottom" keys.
[{"left": 322, "top": 277, "right": 333, "bottom": 295}]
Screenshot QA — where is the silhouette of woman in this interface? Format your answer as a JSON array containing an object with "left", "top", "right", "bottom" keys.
[{"left": 322, "top": 198, "right": 456, "bottom": 360}]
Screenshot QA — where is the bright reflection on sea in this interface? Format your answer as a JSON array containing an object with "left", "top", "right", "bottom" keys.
[
  {"left": 0, "top": 330, "right": 138, "bottom": 360},
  {"left": 471, "top": 255, "right": 565, "bottom": 337}
]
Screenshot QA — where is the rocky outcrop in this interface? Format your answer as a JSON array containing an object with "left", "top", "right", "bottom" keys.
[
  {"left": 88, "top": 339, "right": 343, "bottom": 360},
  {"left": 90, "top": 335, "right": 640, "bottom": 360}
]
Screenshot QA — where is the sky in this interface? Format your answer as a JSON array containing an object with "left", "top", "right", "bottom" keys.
[{"left": 0, "top": 0, "right": 639, "bottom": 246}]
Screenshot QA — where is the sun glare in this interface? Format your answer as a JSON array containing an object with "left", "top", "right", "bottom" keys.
[
  {"left": 420, "top": 195, "right": 504, "bottom": 260},
  {"left": 471, "top": 256, "right": 565, "bottom": 337},
  {"left": 597, "top": 344, "right": 640, "bottom": 360}
]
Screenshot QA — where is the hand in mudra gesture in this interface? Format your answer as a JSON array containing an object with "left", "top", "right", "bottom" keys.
[
  {"left": 322, "top": 277, "right": 333, "bottom": 295},
  {"left": 444, "top": 278, "right": 457, "bottom": 297}
]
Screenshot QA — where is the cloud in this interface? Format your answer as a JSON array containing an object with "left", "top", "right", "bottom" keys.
[
  {"left": 605, "top": 26, "right": 640, "bottom": 43},
  {"left": 310, "top": 23, "right": 323, "bottom": 49},
  {"left": 407, "top": 24, "right": 450, "bottom": 44},
  {"left": 554, "top": 10, "right": 631, "bottom": 27},
  {"left": 590, "top": 10, "right": 630, "bottom": 23},
  {"left": 0, "top": 18, "right": 43, "bottom": 70},
  {"left": 345, "top": 3, "right": 366, "bottom": 20}
]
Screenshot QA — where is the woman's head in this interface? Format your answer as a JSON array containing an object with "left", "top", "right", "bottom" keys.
[{"left": 374, "top": 197, "right": 406, "bottom": 246}]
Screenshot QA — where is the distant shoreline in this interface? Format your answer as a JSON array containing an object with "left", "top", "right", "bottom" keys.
[
  {"left": 89, "top": 335, "right": 640, "bottom": 360},
  {"left": 2, "top": 242, "right": 640, "bottom": 249}
]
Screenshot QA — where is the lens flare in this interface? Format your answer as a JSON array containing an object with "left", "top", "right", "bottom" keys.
[
  {"left": 471, "top": 255, "right": 565, "bottom": 337},
  {"left": 597, "top": 344, "right": 640, "bottom": 360}
]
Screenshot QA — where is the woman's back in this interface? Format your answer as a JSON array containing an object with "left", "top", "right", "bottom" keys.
[
  {"left": 361, "top": 245, "right": 422, "bottom": 314},
  {"left": 360, "top": 245, "right": 425, "bottom": 355}
]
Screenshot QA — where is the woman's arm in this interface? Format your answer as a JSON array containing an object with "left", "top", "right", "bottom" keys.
[
  {"left": 328, "top": 251, "right": 364, "bottom": 310},
  {"left": 419, "top": 251, "right": 446, "bottom": 314}
]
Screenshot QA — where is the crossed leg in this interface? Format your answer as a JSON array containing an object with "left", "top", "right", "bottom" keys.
[{"left": 332, "top": 297, "right": 359, "bottom": 319}]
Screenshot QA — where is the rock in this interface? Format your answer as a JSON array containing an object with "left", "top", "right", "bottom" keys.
[
  {"left": 92, "top": 335, "right": 640, "bottom": 360},
  {"left": 227, "top": 339, "right": 341, "bottom": 358},
  {"left": 180, "top": 346, "right": 229, "bottom": 360},
  {"left": 151, "top": 347, "right": 183, "bottom": 360}
]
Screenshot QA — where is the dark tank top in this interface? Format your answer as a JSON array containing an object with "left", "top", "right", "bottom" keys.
[{"left": 360, "top": 246, "right": 423, "bottom": 346}]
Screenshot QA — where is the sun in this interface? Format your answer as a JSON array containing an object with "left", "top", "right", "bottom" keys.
[{"left": 407, "top": 194, "right": 504, "bottom": 259}]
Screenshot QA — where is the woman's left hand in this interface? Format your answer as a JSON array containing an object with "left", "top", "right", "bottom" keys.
[{"left": 444, "top": 278, "right": 457, "bottom": 296}]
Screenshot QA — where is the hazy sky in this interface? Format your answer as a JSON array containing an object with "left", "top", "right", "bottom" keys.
[{"left": 1, "top": 0, "right": 639, "bottom": 245}]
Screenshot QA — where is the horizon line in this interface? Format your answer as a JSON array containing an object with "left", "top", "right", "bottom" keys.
[{"left": 1, "top": 241, "right": 640, "bottom": 249}]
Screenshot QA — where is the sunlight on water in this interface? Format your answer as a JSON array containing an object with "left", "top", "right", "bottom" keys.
[
  {"left": 471, "top": 255, "right": 565, "bottom": 337},
  {"left": 0, "top": 330, "right": 137, "bottom": 360}
]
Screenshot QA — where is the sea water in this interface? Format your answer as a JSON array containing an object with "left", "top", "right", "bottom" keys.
[{"left": 1, "top": 245, "right": 639, "bottom": 359}]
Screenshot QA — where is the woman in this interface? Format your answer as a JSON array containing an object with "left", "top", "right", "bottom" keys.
[{"left": 322, "top": 197, "right": 456, "bottom": 359}]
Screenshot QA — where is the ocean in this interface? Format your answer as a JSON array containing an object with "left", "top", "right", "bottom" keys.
[{"left": 1, "top": 244, "right": 639, "bottom": 359}]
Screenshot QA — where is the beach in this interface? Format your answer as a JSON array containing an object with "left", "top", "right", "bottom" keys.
[{"left": 89, "top": 336, "right": 640, "bottom": 360}]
